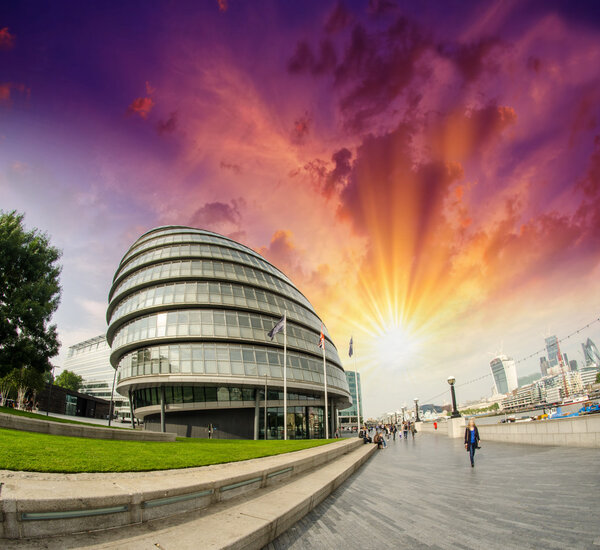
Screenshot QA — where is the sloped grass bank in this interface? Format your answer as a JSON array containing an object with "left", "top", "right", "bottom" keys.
[{"left": 0, "top": 427, "right": 336, "bottom": 473}]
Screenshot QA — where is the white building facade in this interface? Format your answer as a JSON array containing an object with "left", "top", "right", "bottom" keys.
[{"left": 63, "top": 335, "right": 130, "bottom": 419}]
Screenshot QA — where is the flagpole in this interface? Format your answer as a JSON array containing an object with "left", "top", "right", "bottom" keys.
[
  {"left": 354, "top": 338, "right": 361, "bottom": 437},
  {"left": 283, "top": 311, "right": 287, "bottom": 441},
  {"left": 264, "top": 374, "right": 267, "bottom": 440},
  {"left": 323, "top": 331, "right": 329, "bottom": 439}
]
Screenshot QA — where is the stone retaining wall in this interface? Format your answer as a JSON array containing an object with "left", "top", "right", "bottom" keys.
[
  {"left": 417, "top": 414, "right": 600, "bottom": 447},
  {"left": 0, "top": 438, "right": 363, "bottom": 539},
  {"left": 0, "top": 412, "right": 176, "bottom": 442},
  {"left": 478, "top": 414, "right": 600, "bottom": 447}
]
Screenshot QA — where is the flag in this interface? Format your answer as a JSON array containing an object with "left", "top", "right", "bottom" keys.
[
  {"left": 349, "top": 337, "right": 353, "bottom": 357},
  {"left": 318, "top": 324, "right": 325, "bottom": 349},
  {"left": 267, "top": 315, "right": 285, "bottom": 340}
]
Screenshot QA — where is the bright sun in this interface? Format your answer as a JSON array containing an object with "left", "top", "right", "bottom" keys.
[{"left": 374, "top": 324, "right": 420, "bottom": 367}]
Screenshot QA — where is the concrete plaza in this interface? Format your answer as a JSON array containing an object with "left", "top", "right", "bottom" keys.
[{"left": 268, "top": 432, "right": 600, "bottom": 550}]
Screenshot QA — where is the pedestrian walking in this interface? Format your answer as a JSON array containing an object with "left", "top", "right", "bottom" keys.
[
  {"left": 403, "top": 421, "right": 408, "bottom": 439},
  {"left": 410, "top": 421, "right": 416, "bottom": 438},
  {"left": 464, "top": 418, "right": 481, "bottom": 467}
]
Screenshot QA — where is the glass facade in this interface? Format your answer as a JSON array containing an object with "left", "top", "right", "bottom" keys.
[
  {"left": 110, "top": 259, "right": 313, "bottom": 312},
  {"left": 108, "top": 281, "right": 328, "bottom": 334},
  {"left": 545, "top": 336, "right": 560, "bottom": 367},
  {"left": 339, "top": 371, "right": 362, "bottom": 422},
  {"left": 63, "top": 335, "right": 129, "bottom": 418},
  {"left": 258, "top": 406, "right": 325, "bottom": 440},
  {"left": 107, "top": 226, "right": 351, "bottom": 439},
  {"left": 117, "top": 343, "right": 348, "bottom": 389}
]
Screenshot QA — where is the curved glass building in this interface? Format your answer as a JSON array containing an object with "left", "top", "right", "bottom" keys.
[{"left": 107, "top": 226, "right": 351, "bottom": 439}]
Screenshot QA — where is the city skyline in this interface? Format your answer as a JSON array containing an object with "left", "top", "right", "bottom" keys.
[{"left": 2, "top": 1, "right": 600, "bottom": 416}]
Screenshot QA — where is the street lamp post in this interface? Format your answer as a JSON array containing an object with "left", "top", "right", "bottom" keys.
[
  {"left": 414, "top": 398, "right": 420, "bottom": 422},
  {"left": 447, "top": 376, "right": 461, "bottom": 418}
]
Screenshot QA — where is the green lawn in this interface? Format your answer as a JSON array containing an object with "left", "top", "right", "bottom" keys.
[
  {"left": 0, "top": 406, "right": 124, "bottom": 429},
  {"left": 0, "top": 427, "right": 338, "bottom": 473}
]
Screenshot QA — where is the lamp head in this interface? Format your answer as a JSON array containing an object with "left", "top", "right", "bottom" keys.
[{"left": 447, "top": 376, "right": 456, "bottom": 386}]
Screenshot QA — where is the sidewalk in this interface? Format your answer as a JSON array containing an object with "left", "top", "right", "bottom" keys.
[{"left": 268, "top": 433, "right": 600, "bottom": 550}]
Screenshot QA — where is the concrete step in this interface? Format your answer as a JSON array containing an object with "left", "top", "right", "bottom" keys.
[
  {"left": 1, "top": 438, "right": 363, "bottom": 540},
  {"left": 3, "top": 442, "right": 376, "bottom": 549}
]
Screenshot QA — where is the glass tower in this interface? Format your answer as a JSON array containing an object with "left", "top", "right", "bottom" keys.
[
  {"left": 106, "top": 226, "right": 351, "bottom": 439},
  {"left": 582, "top": 338, "right": 600, "bottom": 366},
  {"left": 545, "top": 336, "right": 560, "bottom": 367},
  {"left": 490, "top": 355, "right": 518, "bottom": 395},
  {"left": 339, "top": 371, "right": 363, "bottom": 426}
]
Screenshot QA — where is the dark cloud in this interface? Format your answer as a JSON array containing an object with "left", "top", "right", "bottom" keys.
[
  {"left": 575, "top": 136, "right": 600, "bottom": 247},
  {"left": 289, "top": 149, "right": 351, "bottom": 197},
  {"left": 568, "top": 88, "right": 599, "bottom": 147},
  {"left": 287, "top": 40, "right": 337, "bottom": 75},
  {"left": 156, "top": 111, "right": 178, "bottom": 135},
  {"left": 0, "top": 27, "right": 15, "bottom": 51},
  {"left": 220, "top": 161, "right": 242, "bottom": 174},
  {"left": 189, "top": 199, "right": 245, "bottom": 236},
  {"left": 325, "top": 148, "right": 352, "bottom": 196},
  {"left": 324, "top": 2, "right": 352, "bottom": 34},
  {"left": 334, "top": 19, "right": 431, "bottom": 130},
  {"left": 438, "top": 37, "right": 503, "bottom": 83},
  {"left": 287, "top": 41, "right": 314, "bottom": 73},
  {"left": 367, "top": 0, "right": 398, "bottom": 15},
  {"left": 577, "top": 135, "right": 600, "bottom": 199},
  {"left": 527, "top": 56, "right": 542, "bottom": 73},
  {"left": 292, "top": 112, "right": 311, "bottom": 143}
]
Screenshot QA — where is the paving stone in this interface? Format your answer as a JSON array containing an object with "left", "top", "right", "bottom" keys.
[{"left": 267, "top": 434, "right": 600, "bottom": 550}]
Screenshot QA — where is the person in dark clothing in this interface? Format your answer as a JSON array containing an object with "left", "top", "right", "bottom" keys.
[{"left": 464, "top": 418, "right": 480, "bottom": 467}]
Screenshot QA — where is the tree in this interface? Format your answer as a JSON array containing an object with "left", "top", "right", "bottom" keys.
[
  {"left": 0, "top": 373, "right": 15, "bottom": 406},
  {"left": 4, "top": 367, "right": 44, "bottom": 408},
  {"left": 55, "top": 370, "right": 83, "bottom": 393},
  {"left": 0, "top": 211, "right": 62, "bottom": 378},
  {"left": 596, "top": 371, "right": 600, "bottom": 384}
]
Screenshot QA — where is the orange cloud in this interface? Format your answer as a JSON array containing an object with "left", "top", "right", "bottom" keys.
[
  {"left": 127, "top": 96, "right": 154, "bottom": 118},
  {"left": 218, "top": 0, "right": 228, "bottom": 12},
  {"left": 0, "top": 27, "right": 15, "bottom": 51}
]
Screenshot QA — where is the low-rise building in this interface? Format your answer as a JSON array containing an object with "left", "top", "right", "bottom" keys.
[
  {"left": 63, "top": 335, "right": 131, "bottom": 420},
  {"left": 501, "top": 383, "right": 542, "bottom": 411}
]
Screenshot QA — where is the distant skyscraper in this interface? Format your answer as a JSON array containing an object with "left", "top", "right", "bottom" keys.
[
  {"left": 490, "top": 355, "right": 518, "bottom": 395},
  {"left": 563, "top": 353, "right": 570, "bottom": 370},
  {"left": 569, "top": 359, "right": 578, "bottom": 372},
  {"left": 540, "top": 356, "right": 549, "bottom": 377},
  {"left": 339, "top": 371, "right": 363, "bottom": 425},
  {"left": 582, "top": 338, "right": 600, "bottom": 366},
  {"left": 545, "top": 336, "right": 559, "bottom": 367}
]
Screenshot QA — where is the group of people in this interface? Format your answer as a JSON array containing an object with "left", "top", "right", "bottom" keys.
[
  {"left": 358, "top": 417, "right": 483, "bottom": 468},
  {"left": 359, "top": 421, "right": 418, "bottom": 449}
]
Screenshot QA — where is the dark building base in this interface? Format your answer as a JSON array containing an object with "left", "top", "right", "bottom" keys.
[
  {"left": 145, "top": 408, "right": 254, "bottom": 439},
  {"left": 35, "top": 383, "right": 110, "bottom": 419}
]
